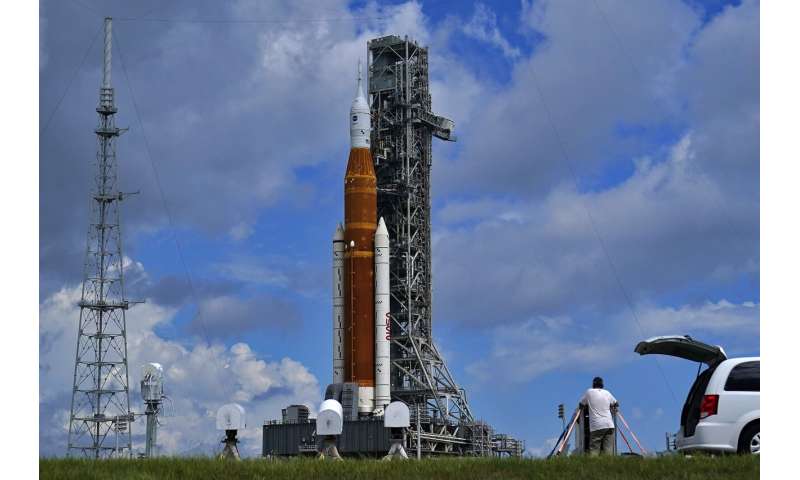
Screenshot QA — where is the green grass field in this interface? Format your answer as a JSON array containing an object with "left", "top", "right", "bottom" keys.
[{"left": 40, "top": 455, "right": 758, "bottom": 480}]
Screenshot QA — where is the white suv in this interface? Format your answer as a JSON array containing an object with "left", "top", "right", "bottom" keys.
[{"left": 635, "top": 335, "right": 760, "bottom": 454}]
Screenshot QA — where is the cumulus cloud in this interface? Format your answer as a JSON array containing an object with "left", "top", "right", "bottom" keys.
[
  {"left": 468, "top": 299, "right": 759, "bottom": 384},
  {"left": 431, "top": 1, "right": 758, "bottom": 333},
  {"left": 441, "top": 0, "right": 702, "bottom": 196},
  {"left": 38, "top": 0, "right": 459, "bottom": 296},
  {"left": 435, "top": 134, "right": 758, "bottom": 326},
  {"left": 39, "top": 272, "right": 320, "bottom": 457},
  {"left": 678, "top": 0, "right": 759, "bottom": 196}
]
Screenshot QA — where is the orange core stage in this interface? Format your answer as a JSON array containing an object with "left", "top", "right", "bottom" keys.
[{"left": 343, "top": 146, "right": 376, "bottom": 389}]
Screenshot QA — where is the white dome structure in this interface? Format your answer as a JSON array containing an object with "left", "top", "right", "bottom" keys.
[
  {"left": 317, "top": 399, "right": 344, "bottom": 436},
  {"left": 216, "top": 403, "right": 246, "bottom": 431},
  {"left": 384, "top": 401, "right": 410, "bottom": 428}
]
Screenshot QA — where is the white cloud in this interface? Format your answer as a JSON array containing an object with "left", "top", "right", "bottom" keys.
[
  {"left": 635, "top": 299, "right": 759, "bottom": 337},
  {"left": 40, "top": 0, "right": 469, "bottom": 293},
  {"left": 443, "top": 0, "right": 702, "bottom": 196},
  {"left": 525, "top": 436, "right": 559, "bottom": 458},
  {"left": 426, "top": 2, "right": 759, "bottom": 337},
  {"left": 468, "top": 299, "right": 758, "bottom": 384},
  {"left": 463, "top": 3, "right": 521, "bottom": 59},
  {"left": 679, "top": 0, "right": 759, "bottom": 196},
  {"left": 467, "top": 315, "right": 617, "bottom": 383},
  {"left": 435, "top": 133, "right": 758, "bottom": 326},
  {"left": 39, "top": 265, "right": 320, "bottom": 457}
]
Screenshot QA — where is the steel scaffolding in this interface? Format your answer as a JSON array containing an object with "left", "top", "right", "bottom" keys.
[
  {"left": 67, "top": 17, "right": 135, "bottom": 458},
  {"left": 367, "top": 35, "right": 521, "bottom": 456}
]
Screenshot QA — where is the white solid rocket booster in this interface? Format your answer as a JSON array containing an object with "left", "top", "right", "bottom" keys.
[
  {"left": 332, "top": 223, "right": 345, "bottom": 383},
  {"left": 374, "top": 217, "right": 391, "bottom": 413}
]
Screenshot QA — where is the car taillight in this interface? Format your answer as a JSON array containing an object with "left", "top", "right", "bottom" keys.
[{"left": 699, "top": 394, "right": 719, "bottom": 419}]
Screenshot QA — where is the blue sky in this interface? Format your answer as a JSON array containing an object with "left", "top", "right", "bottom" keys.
[{"left": 39, "top": 0, "right": 759, "bottom": 456}]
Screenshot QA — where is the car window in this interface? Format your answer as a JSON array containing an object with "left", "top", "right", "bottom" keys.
[{"left": 724, "top": 361, "right": 759, "bottom": 392}]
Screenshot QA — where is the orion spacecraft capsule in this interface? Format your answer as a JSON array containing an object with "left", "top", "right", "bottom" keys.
[{"left": 330, "top": 61, "right": 391, "bottom": 416}]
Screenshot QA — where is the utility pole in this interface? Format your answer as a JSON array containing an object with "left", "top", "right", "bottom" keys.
[{"left": 67, "top": 17, "right": 135, "bottom": 458}]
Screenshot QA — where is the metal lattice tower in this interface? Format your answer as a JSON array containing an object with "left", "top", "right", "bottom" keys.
[
  {"left": 67, "top": 17, "right": 135, "bottom": 458},
  {"left": 368, "top": 36, "right": 485, "bottom": 454}
]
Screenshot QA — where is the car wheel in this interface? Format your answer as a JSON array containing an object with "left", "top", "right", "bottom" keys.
[{"left": 738, "top": 422, "right": 759, "bottom": 455}]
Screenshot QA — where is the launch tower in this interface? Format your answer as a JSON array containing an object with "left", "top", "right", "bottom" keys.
[
  {"left": 67, "top": 17, "right": 136, "bottom": 458},
  {"left": 368, "top": 35, "right": 480, "bottom": 454}
]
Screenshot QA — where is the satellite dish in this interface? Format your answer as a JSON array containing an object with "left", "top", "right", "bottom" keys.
[
  {"left": 317, "top": 399, "right": 344, "bottom": 435},
  {"left": 216, "top": 403, "right": 246, "bottom": 431},
  {"left": 384, "top": 401, "right": 410, "bottom": 428}
]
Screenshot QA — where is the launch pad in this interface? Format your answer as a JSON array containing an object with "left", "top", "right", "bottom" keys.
[
  {"left": 262, "top": 417, "right": 522, "bottom": 458},
  {"left": 263, "top": 35, "right": 523, "bottom": 458}
]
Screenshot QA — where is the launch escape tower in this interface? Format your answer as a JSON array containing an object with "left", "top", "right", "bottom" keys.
[
  {"left": 367, "top": 35, "right": 497, "bottom": 455},
  {"left": 67, "top": 17, "right": 136, "bottom": 458}
]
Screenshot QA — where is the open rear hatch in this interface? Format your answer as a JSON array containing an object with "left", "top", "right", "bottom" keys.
[
  {"left": 634, "top": 335, "right": 727, "bottom": 366},
  {"left": 635, "top": 335, "right": 727, "bottom": 438}
]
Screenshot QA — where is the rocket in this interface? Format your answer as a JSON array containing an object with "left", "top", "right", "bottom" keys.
[
  {"left": 331, "top": 61, "right": 391, "bottom": 416},
  {"left": 332, "top": 223, "right": 345, "bottom": 384},
  {"left": 374, "top": 217, "right": 391, "bottom": 411}
]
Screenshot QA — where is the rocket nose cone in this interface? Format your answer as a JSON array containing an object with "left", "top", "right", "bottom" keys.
[
  {"left": 351, "top": 94, "right": 369, "bottom": 113},
  {"left": 334, "top": 223, "right": 345, "bottom": 241},
  {"left": 376, "top": 217, "right": 388, "bottom": 235}
]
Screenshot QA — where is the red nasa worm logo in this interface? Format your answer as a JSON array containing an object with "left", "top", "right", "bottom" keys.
[{"left": 385, "top": 312, "right": 391, "bottom": 341}]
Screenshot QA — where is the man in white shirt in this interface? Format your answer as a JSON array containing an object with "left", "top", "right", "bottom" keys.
[{"left": 578, "top": 376, "right": 619, "bottom": 456}]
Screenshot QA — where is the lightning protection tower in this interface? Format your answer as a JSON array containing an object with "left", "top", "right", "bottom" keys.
[
  {"left": 67, "top": 17, "right": 136, "bottom": 458},
  {"left": 367, "top": 36, "right": 481, "bottom": 454}
]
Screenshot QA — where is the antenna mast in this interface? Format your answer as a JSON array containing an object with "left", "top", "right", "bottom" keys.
[
  {"left": 67, "top": 17, "right": 135, "bottom": 458},
  {"left": 141, "top": 363, "right": 166, "bottom": 458}
]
